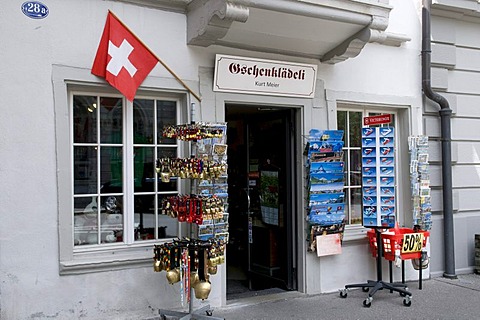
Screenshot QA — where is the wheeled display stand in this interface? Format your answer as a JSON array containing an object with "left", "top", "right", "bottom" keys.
[{"left": 339, "top": 228, "right": 412, "bottom": 307}]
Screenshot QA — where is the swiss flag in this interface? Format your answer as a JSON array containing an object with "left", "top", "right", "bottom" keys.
[{"left": 92, "top": 12, "right": 158, "bottom": 101}]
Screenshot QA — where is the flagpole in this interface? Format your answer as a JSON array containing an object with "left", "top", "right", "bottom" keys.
[{"left": 108, "top": 10, "right": 202, "bottom": 102}]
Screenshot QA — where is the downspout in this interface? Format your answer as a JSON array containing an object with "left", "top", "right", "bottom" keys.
[{"left": 422, "top": 0, "right": 457, "bottom": 279}]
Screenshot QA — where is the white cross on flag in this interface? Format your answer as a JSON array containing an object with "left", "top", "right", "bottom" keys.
[{"left": 92, "top": 12, "right": 158, "bottom": 101}]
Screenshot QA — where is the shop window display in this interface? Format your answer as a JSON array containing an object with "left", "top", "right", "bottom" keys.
[{"left": 72, "top": 95, "right": 180, "bottom": 246}]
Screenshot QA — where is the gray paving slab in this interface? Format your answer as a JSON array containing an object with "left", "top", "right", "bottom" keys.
[{"left": 210, "top": 274, "right": 480, "bottom": 320}]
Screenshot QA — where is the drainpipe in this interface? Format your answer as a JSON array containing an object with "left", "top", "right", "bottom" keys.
[{"left": 422, "top": 0, "right": 457, "bottom": 279}]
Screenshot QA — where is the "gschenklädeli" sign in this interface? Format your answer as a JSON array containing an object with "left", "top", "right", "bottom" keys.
[{"left": 213, "top": 54, "right": 317, "bottom": 98}]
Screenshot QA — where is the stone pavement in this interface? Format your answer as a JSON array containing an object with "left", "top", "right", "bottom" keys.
[{"left": 209, "top": 273, "right": 480, "bottom": 320}]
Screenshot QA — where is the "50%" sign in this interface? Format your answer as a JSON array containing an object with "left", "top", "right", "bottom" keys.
[{"left": 402, "top": 233, "right": 424, "bottom": 253}]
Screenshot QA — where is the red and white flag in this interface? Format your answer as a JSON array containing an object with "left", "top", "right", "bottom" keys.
[{"left": 92, "top": 12, "right": 158, "bottom": 101}]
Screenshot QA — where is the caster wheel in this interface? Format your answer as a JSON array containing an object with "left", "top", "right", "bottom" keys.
[
  {"left": 206, "top": 310, "right": 213, "bottom": 316},
  {"left": 159, "top": 315, "right": 166, "bottom": 320},
  {"left": 403, "top": 297, "right": 412, "bottom": 307},
  {"left": 339, "top": 289, "right": 348, "bottom": 298},
  {"left": 363, "top": 299, "right": 372, "bottom": 308},
  {"left": 362, "top": 287, "right": 370, "bottom": 292}
]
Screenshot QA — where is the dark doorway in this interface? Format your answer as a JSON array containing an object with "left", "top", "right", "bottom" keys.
[{"left": 226, "top": 105, "right": 297, "bottom": 300}]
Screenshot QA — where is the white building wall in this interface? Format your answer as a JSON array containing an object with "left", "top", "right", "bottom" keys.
[
  {"left": 426, "top": 0, "right": 480, "bottom": 276},
  {"left": 0, "top": 0, "right": 436, "bottom": 319}
]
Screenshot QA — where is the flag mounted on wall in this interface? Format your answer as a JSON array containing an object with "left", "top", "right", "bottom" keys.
[{"left": 91, "top": 11, "right": 158, "bottom": 101}]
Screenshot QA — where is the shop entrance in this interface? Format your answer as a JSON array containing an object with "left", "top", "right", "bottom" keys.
[{"left": 225, "top": 105, "right": 297, "bottom": 300}]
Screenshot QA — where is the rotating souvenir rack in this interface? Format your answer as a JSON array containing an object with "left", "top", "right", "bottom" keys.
[
  {"left": 153, "top": 119, "right": 228, "bottom": 320},
  {"left": 304, "top": 129, "right": 346, "bottom": 254}
]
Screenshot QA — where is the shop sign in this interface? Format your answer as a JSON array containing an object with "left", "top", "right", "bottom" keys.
[
  {"left": 21, "top": 1, "right": 49, "bottom": 19},
  {"left": 213, "top": 54, "right": 317, "bottom": 98},
  {"left": 402, "top": 233, "right": 424, "bottom": 253},
  {"left": 363, "top": 114, "right": 392, "bottom": 126}
]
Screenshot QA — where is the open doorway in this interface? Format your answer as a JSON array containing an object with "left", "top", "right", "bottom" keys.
[{"left": 225, "top": 104, "right": 297, "bottom": 300}]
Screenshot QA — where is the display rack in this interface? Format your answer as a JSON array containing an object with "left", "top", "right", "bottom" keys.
[
  {"left": 339, "top": 228, "right": 412, "bottom": 307},
  {"left": 304, "top": 129, "right": 346, "bottom": 254},
  {"left": 154, "top": 104, "right": 227, "bottom": 320}
]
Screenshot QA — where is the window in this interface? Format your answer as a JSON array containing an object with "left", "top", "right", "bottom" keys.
[
  {"left": 337, "top": 108, "right": 396, "bottom": 226},
  {"left": 72, "top": 94, "right": 181, "bottom": 247}
]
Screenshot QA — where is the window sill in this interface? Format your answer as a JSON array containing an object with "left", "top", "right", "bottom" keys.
[
  {"left": 60, "top": 244, "right": 156, "bottom": 275},
  {"left": 342, "top": 225, "right": 369, "bottom": 243}
]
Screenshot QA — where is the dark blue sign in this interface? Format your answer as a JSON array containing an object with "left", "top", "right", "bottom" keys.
[{"left": 21, "top": 1, "right": 49, "bottom": 19}]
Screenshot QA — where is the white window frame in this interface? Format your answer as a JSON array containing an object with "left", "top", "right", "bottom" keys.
[{"left": 53, "top": 65, "right": 195, "bottom": 274}]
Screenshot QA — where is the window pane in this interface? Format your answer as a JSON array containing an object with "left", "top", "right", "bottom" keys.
[
  {"left": 100, "top": 146, "right": 123, "bottom": 193},
  {"left": 74, "top": 196, "right": 99, "bottom": 246},
  {"left": 349, "top": 149, "right": 361, "bottom": 186},
  {"left": 158, "top": 147, "right": 177, "bottom": 158},
  {"left": 133, "top": 99, "right": 154, "bottom": 144},
  {"left": 73, "top": 96, "right": 97, "bottom": 143},
  {"left": 348, "top": 112, "right": 362, "bottom": 147},
  {"left": 101, "top": 195, "right": 123, "bottom": 243},
  {"left": 158, "top": 195, "right": 179, "bottom": 238},
  {"left": 134, "top": 147, "right": 155, "bottom": 192},
  {"left": 157, "top": 101, "right": 177, "bottom": 145},
  {"left": 100, "top": 97, "right": 123, "bottom": 144},
  {"left": 74, "top": 146, "right": 97, "bottom": 194},
  {"left": 350, "top": 188, "right": 362, "bottom": 224},
  {"left": 337, "top": 110, "right": 346, "bottom": 133},
  {"left": 135, "top": 194, "right": 155, "bottom": 241}
]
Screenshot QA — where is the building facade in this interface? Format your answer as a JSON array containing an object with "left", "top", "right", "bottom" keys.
[{"left": 1, "top": 0, "right": 478, "bottom": 319}]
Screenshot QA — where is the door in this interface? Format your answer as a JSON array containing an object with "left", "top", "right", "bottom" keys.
[{"left": 226, "top": 105, "right": 297, "bottom": 299}]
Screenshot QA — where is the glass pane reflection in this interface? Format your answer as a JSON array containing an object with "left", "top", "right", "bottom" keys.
[
  {"left": 74, "top": 196, "right": 99, "bottom": 246},
  {"left": 133, "top": 99, "right": 154, "bottom": 144},
  {"left": 100, "top": 195, "right": 123, "bottom": 243},
  {"left": 100, "top": 97, "right": 123, "bottom": 144},
  {"left": 74, "top": 146, "right": 97, "bottom": 194},
  {"left": 100, "top": 146, "right": 123, "bottom": 193},
  {"left": 73, "top": 96, "right": 97, "bottom": 143}
]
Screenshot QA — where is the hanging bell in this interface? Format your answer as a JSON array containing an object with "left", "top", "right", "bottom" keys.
[
  {"left": 154, "top": 260, "right": 162, "bottom": 272},
  {"left": 207, "top": 265, "right": 217, "bottom": 275},
  {"left": 193, "top": 280, "right": 211, "bottom": 300},
  {"left": 166, "top": 268, "right": 180, "bottom": 284},
  {"left": 161, "top": 172, "right": 171, "bottom": 183},
  {"left": 190, "top": 271, "right": 200, "bottom": 287}
]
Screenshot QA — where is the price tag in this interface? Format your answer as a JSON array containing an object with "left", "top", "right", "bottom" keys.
[{"left": 402, "top": 233, "right": 424, "bottom": 253}]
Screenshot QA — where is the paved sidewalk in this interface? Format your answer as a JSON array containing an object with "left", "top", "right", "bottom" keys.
[{"left": 211, "top": 273, "right": 480, "bottom": 320}]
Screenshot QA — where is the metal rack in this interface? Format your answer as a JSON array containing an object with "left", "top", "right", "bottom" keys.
[
  {"left": 157, "top": 103, "right": 225, "bottom": 320},
  {"left": 339, "top": 228, "right": 412, "bottom": 307}
]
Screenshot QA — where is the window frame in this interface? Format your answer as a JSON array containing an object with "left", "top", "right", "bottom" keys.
[{"left": 53, "top": 65, "right": 194, "bottom": 274}]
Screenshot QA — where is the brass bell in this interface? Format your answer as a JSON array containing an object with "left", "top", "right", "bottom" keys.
[
  {"left": 207, "top": 266, "right": 217, "bottom": 275},
  {"left": 166, "top": 268, "right": 180, "bottom": 284},
  {"left": 154, "top": 260, "right": 162, "bottom": 272},
  {"left": 193, "top": 280, "right": 211, "bottom": 300},
  {"left": 161, "top": 172, "right": 171, "bottom": 183},
  {"left": 190, "top": 271, "right": 200, "bottom": 287}
]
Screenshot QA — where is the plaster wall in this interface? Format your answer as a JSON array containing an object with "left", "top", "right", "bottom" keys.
[{"left": 426, "top": 2, "right": 480, "bottom": 276}]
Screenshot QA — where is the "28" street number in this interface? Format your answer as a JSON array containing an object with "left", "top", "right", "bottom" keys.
[{"left": 402, "top": 233, "right": 424, "bottom": 253}]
